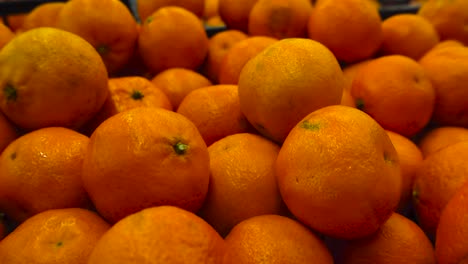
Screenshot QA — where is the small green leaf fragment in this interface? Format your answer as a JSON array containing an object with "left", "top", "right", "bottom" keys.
[{"left": 299, "top": 120, "right": 320, "bottom": 131}]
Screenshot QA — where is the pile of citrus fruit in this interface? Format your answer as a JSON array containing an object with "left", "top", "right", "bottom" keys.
[{"left": 0, "top": 0, "right": 467, "bottom": 263}]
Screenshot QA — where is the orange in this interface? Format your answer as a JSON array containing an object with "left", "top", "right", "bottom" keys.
[
  {"left": 218, "top": 0, "right": 258, "bottom": 32},
  {"left": 198, "top": 133, "right": 285, "bottom": 236},
  {"left": 218, "top": 36, "right": 277, "bottom": 85},
  {"left": 429, "top": 39, "right": 464, "bottom": 51},
  {"left": 88, "top": 206, "right": 225, "bottom": 264},
  {"left": 112, "top": 43, "right": 153, "bottom": 78},
  {"left": 151, "top": 68, "right": 212, "bottom": 109},
  {"left": 137, "top": 0, "right": 205, "bottom": 23},
  {"left": 0, "top": 23, "right": 14, "bottom": 51},
  {"left": 0, "top": 27, "right": 109, "bottom": 131},
  {"left": 351, "top": 55, "right": 435, "bottom": 137},
  {"left": 342, "top": 59, "right": 372, "bottom": 91},
  {"left": 138, "top": 6, "right": 209, "bottom": 75},
  {"left": 248, "top": 0, "right": 313, "bottom": 39},
  {"left": 5, "top": 14, "right": 27, "bottom": 33},
  {"left": 80, "top": 76, "right": 173, "bottom": 136},
  {"left": 223, "top": 214, "right": 334, "bottom": 263},
  {"left": 339, "top": 213, "right": 436, "bottom": 264},
  {"left": 276, "top": 105, "right": 401, "bottom": 239},
  {"left": 82, "top": 107, "right": 210, "bottom": 223},
  {"left": 0, "top": 111, "right": 18, "bottom": 154},
  {"left": 308, "top": 0, "right": 383, "bottom": 63},
  {"left": 418, "top": 0, "right": 468, "bottom": 45},
  {"left": 436, "top": 181, "right": 468, "bottom": 264},
  {"left": 238, "top": 38, "right": 345, "bottom": 143},
  {"left": 21, "top": 2, "right": 65, "bottom": 32},
  {"left": 412, "top": 141, "right": 468, "bottom": 236},
  {"left": 380, "top": 14, "right": 440, "bottom": 60},
  {"left": 204, "top": 0, "right": 220, "bottom": 20},
  {"left": 177, "top": 85, "right": 254, "bottom": 146},
  {"left": 56, "top": 0, "right": 139, "bottom": 74},
  {"left": 340, "top": 88, "right": 356, "bottom": 108},
  {"left": 418, "top": 126, "right": 468, "bottom": 158},
  {"left": 204, "top": 15, "right": 225, "bottom": 27},
  {"left": 386, "top": 130, "right": 424, "bottom": 214},
  {"left": 0, "top": 208, "right": 110, "bottom": 264},
  {"left": 419, "top": 46, "right": 468, "bottom": 127},
  {"left": 0, "top": 127, "right": 92, "bottom": 223},
  {"left": 201, "top": 29, "right": 248, "bottom": 83}
]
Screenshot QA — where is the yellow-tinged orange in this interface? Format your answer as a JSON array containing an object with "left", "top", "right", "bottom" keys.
[
  {"left": 0, "top": 27, "right": 109, "bottom": 130},
  {"left": 238, "top": 38, "right": 345, "bottom": 143}
]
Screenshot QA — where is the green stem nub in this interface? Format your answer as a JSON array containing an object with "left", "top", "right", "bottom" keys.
[
  {"left": 96, "top": 45, "right": 109, "bottom": 55},
  {"left": 173, "top": 141, "right": 188, "bottom": 155},
  {"left": 131, "top": 90, "right": 144, "bottom": 100},
  {"left": 4, "top": 84, "right": 17, "bottom": 101},
  {"left": 355, "top": 98, "right": 365, "bottom": 111}
]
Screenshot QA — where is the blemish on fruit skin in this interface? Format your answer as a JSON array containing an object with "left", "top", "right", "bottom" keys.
[
  {"left": 10, "top": 152, "right": 16, "bottom": 160},
  {"left": 56, "top": 241, "right": 63, "bottom": 247},
  {"left": 4, "top": 84, "right": 17, "bottom": 101},
  {"left": 299, "top": 120, "right": 320, "bottom": 130}
]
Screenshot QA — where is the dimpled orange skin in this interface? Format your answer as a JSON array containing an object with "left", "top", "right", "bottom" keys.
[
  {"left": 88, "top": 206, "right": 225, "bottom": 264},
  {"left": 223, "top": 214, "right": 334, "bottom": 264},
  {"left": 82, "top": 107, "right": 210, "bottom": 223},
  {"left": 418, "top": 126, "right": 468, "bottom": 158},
  {"left": 21, "top": 2, "right": 65, "bottom": 31},
  {"left": 419, "top": 46, "right": 468, "bottom": 127},
  {"left": 56, "top": 0, "right": 139, "bottom": 74},
  {"left": 80, "top": 76, "right": 173, "bottom": 136},
  {"left": 138, "top": 6, "right": 209, "bottom": 75},
  {"left": 436, "top": 181, "right": 468, "bottom": 264},
  {"left": 308, "top": 0, "right": 383, "bottom": 63},
  {"left": 0, "top": 208, "right": 110, "bottom": 264},
  {"left": 197, "top": 133, "right": 285, "bottom": 237},
  {"left": 276, "top": 105, "right": 401, "bottom": 239},
  {"left": 218, "top": 36, "right": 278, "bottom": 85},
  {"left": 340, "top": 213, "right": 436, "bottom": 264},
  {"left": 412, "top": 141, "right": 468, "bottom": 236},
  {"left": 0, "top": 127, "right": 92, "bottom": 223},
  {"left": 238, "top": 38, "right": 345, "bottom": 144},
  {"left": 137, "top": 0, "right": 206, "bottom": 22},
  {"left": 351, "top": 55, "right": 435, "bottom": 137},
  {"left": 177, "top": 85, "right": 254, "bottom": 146},
  {"left": 379, "top": 14, "right": 440, "bottom": 60}
]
